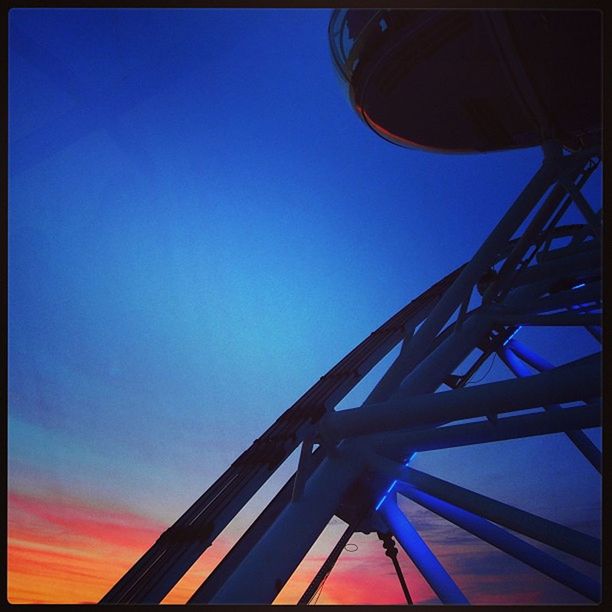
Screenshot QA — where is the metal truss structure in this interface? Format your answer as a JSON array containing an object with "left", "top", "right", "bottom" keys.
[{"left": 101, "top": 139, "right": 602, "bottom": 604}]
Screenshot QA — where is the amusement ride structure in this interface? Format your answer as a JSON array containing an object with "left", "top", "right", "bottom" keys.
[{"left": 101, "top": 9, "right": 602, "bottom": 604}]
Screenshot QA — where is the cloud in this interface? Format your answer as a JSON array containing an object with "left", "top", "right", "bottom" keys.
[
  {"left": 8, "top": 488, "right": 250, "bottom": 604},
  {"left": 8, "top": 488, "right": 598, "bottom": 605},
  {"left": 8, "top": 490, "right": 166, "bottom": 603}
]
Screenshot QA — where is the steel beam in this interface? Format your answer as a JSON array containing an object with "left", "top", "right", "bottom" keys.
[
  {"left": 497, "top": 311, "right": 601, "bottom": 327},
  {"left": 502, "top": 246, "right": 600, "bottom": 293},
  {"left": 102, "top": 261, "right": 462, "bottom": 603},
  {"left": 297, "top": 521, "right": 356, "bottom": 604},
  {"left": 499, "top": 345, "right": 601, "bottom": 472},
  {"left": 388, "top": 143, "right": 563, "bottom": 391},
  {"left": 188, "top": 449, "right": 326, "bottom": 603},
  {"left": 373, "top": 402, "right": 600, "bottom": 458},
  {"left": 483, "top": 181, "right": 572, "bottom": 303},
  {"left": 368, "top": 461, "right": 601, "bottom": 565},
  {"left": 536, "top": 235, "right": 600, "bottom": 264},
  {"left": 401, "top": 487, "right": 600, "bottom": 602},
  {"left": 322, "top": 356, "right": 599, "bottom": 441},
  {"left": 395, "top": 309, "right": 493, "bottom": 395},
  {"left": 512, "top": 282, "right": 600, "bottom": 316},
  {"left": 560, "top": 178, "right": 601, "bottom": 236},
  {"left": 365, "top": 324, "right": 419, "bottom": 404},
  {"left": 209, "top": 446, "right": 363, "bottom": 603},
  {"left": 380, "top": 497, "right": 469, "bottom": 604}
]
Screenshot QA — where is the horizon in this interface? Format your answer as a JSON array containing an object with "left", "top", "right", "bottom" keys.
[{"left": 7, "top": 7, "right": 601, "bottom": 604}]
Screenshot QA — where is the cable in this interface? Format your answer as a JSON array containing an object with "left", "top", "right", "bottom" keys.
[
  {"left": 312, "top": 542, "right": 358, "bottom": 603},
  {"left": 467, "top": 353, "right": 496, "bottom": 385},
  {"left": 312, "top": 571, "right": 331, "bottom": 605},
  {"left": 298, "top": 522, "right": 356, "bottom": 604},
  {"left": 377, "top": 532, "right": 413, "bottom": 604}
]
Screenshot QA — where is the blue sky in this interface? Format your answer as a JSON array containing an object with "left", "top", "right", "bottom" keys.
[{"left": 8, "top": 8, "right": 601, "bottom": 604}]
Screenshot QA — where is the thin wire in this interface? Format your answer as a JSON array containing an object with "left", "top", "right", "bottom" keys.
[
  {"left": 312, "top": 543, "right": 358, "bottom": 603},
  {"left": 312, "top": 571, "right": 331, "bottom": 605},
  {"left": 467, "top": 353, "right": 497, "bottom": 385}
]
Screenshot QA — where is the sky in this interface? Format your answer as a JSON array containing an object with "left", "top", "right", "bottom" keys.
[{"left": 7, "top": 8, "right": 601, "bottom": 605}]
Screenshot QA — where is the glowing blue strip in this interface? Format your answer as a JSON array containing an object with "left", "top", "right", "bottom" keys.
[
  {"left": 375, "top": 495, "right": 387, "bottom": 511},
  {"left": 502, "top": 326, "right": 522, "bottom": 346},
  {"left": 575, "top": 304, "right": 599, "bottom": 312},
  {"left": 571, "top": 282, "right": 586, "bottom": 290},
  {"left": 386, "top": 480, "right": 398, "bottom": 493},
  {"left": 375, "top": 453, "right": 416, "bottom": 511}
]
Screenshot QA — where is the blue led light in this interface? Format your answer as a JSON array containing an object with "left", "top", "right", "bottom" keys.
[
  {"left": 375, "top": 454, "right": 416, "bottom": 511},
  {"left": 571, "top": 282, "right": 586, "bottom": 290},
  {"left": 386, "top": 479, "right": 398, "bottom": 493},
  {"left": 403, "top": 452, "right": 416, "bottom": 465},
  {"left": 375, "top": 494, "right": 387, "bottom": 511},
  {"left": 502, "top": 326, "right": 522, "bottom": 346}
]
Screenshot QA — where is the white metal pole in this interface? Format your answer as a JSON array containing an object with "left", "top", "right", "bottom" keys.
[
  {"left": 391, "top": 143, "right": 563, "bottom": 382},
  {"left": 372, "top": 402, "right": 600, "bottom": 457},
  {"left": 209, "top": 445, "right": 364, "bottom": 603},
  {"left": 322, "top": 356, "right": 599, "bottom": 440},
  {"left": 395, "top": 309, "right": 493, "bottom": 395}
]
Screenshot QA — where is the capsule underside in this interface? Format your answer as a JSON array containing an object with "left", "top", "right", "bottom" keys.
[{"left": 331, "top": 10, "right": 601, "bottom": 153}]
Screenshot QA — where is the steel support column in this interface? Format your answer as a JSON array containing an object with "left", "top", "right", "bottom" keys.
[
  {"left": 323, "top": 356, "right": 599, "bottom": 441},
  {"left": 396, "top": 309, "right": 493, "bottom": 395},
  {"left": 499, "top": 345, "right": 601, "bottom": 472},
  {"left": 297, "top": 521, "right": 356, "bottom": 604},
  {"left": 389, "top": 143, "right": 563, "bottom": 386},
  {"left": 209, "top": 446, "right": 363, "bottom": 603},
  {"left": 372, "top": 402, "right": 600, "bottom": 458},
  {"left": 380, "top": 497, "right": 469, "bottom": 604},
  {"left": 400, "top": 487, "right": 600, "bottom": 602},
  {"left": 369, "top": 463, "right": 601, "bottom": 565}
]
